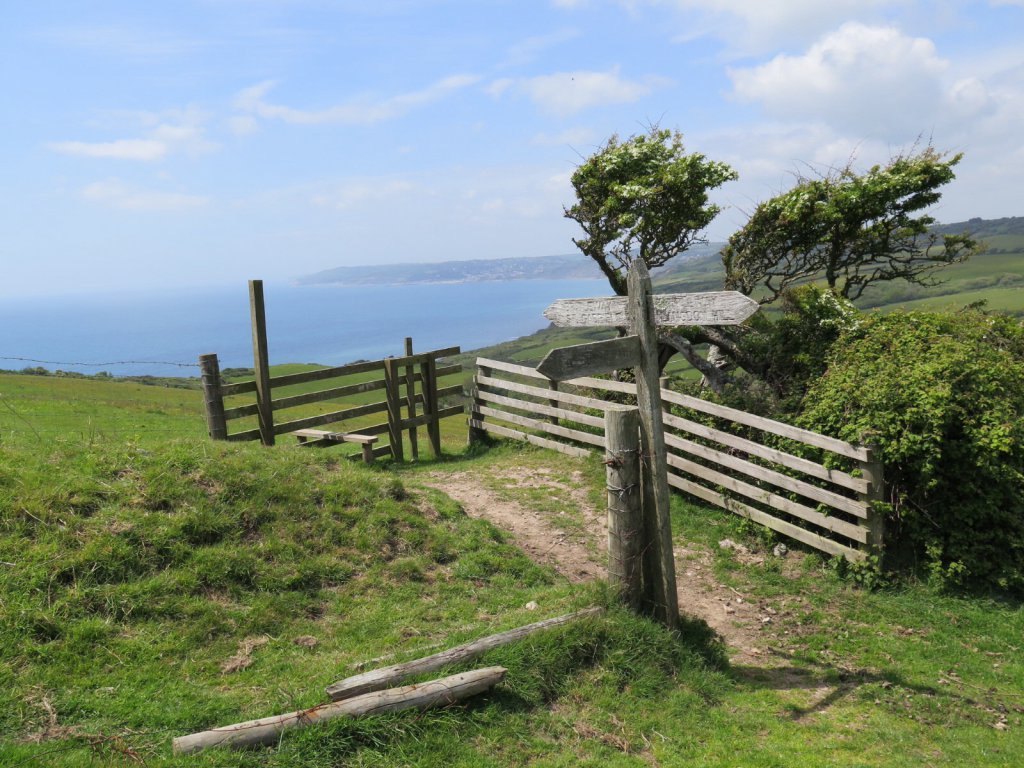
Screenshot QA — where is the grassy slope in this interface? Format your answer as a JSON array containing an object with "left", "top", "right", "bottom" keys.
[
  {"left": 1, "top": 378, "right": 721, "bottom": 767},
  {"left": 2, "top": 375, "right": 1022, "bottom": 766}
]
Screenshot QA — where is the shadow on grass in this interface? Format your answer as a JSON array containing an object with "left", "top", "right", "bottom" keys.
[{"left": 730, "top": 647, "right": 1018, "bottom": 724}]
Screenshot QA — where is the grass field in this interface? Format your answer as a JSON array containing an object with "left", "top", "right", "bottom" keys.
[{"left": 1, "top": 373, "right": 1022, "bottom": 766}]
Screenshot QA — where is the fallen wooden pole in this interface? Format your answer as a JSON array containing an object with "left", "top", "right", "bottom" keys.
[
  {"left": 174, "top": 666, "right": 506, "bottom": 755},
  {"left": 326, "top": 606, "right": 603, "bottom": 702}
]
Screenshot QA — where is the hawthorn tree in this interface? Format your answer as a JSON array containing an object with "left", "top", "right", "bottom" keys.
[
  {"left": 664, "top": 146, "right": 979, "bottom": 396},
  {"left": 721, "top": 147, "right": 978, "bottom": 303},
  {"left": 564, "top": 127, "right": 738, "bottom": 297}
]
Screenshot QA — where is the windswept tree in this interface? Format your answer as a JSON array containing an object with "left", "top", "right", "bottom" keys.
[
  {"left": 565, "top": 127, "right": 738, "bottom": 297},
  {"left": 661, "top": 145, "right": 980, "bottom": 397},
  {"left": 721, "top": 147, "right": 978, "bottom": 304}
]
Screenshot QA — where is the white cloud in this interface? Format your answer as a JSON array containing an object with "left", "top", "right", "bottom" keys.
[
  {"left": 233, "top": 75, "right": 480, "bottom": 126},
  {"left": 49, "top": 105, "right": 216, "bottom": 162},
  {"left": 489, "top": 67, "right": 669, "bottom": 117},
  {"left": 49, "top": 139, "right": 167, "bottom": 161},
  {"left": 82, "top": 179, "right": 208, "bottom": 211},
  {"left": 227, "top": 115, "right": 260, "bottom": 136},
  {"left": 671, "top": 0, "right": 904, "bottom": 49},
  {"left": 729, "top": 23, "right": 948, "bottom": 140}
]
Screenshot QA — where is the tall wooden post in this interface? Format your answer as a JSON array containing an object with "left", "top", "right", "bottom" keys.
[
  {"left": 404, "top": 338, "right": 419, "bottom": 460},
  {"left": 859, "top": 443, "right": 885, "bottom": 560},
  {"left": 538, "top": 262, "right": 758, "bottom": 628},
  {"left": 421, "top": 357, "right": 442, "bottom": 458},
  {"left": 384, "top": 358, "right": 404, "bottom": 462},
  {"left": 249, "top": 280, "right": 275, "bottom": 446},
  {"left": 198, "top": 353, "right": 228, "bottom": 440},
  {"left": 605, "top": 405, "right": 643, "bottom": 610},
  {"left": 626, "top": 262, "right": 679, "bottom": 628}
]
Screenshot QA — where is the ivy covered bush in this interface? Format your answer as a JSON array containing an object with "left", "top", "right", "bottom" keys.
[{"left": 799, "top": 311, "right": 1024, "bottom": 593}]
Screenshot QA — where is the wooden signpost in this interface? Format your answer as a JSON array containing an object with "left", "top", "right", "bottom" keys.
[{"left": 538, "top": 261, "right": 758, "bottom": 627}]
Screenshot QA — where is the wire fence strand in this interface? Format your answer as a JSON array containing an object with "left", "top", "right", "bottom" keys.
[{"left": 0, "top": 355, "right": 199, "bottom": 369}]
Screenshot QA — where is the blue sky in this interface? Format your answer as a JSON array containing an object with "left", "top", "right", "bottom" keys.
[{"left": 3, "top": 0, "right": 1023, "bottom": 298}]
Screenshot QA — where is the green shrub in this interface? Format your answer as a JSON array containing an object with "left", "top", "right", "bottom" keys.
[{"left": 799, "top": 311, "right": 1024, "bottom": 592}]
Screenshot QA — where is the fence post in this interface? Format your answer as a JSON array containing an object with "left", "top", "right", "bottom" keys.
[
  {"left": 421, "top": 356, "right": 442, "bottom": 458},
  {"left": 468, "top": 362, "right": 489, "bottom": 446},
  {"left": 384, "top": 357, "right": 404, "bottom": 462},
  {"left": 199, "top": 353, "right": 228, "bottom": 440},
  {"left": 404, "top": 338, "right": 419, "bottom": 460},
  {"left": 605, "top": 406, "right": 643, "bottom": 611},
  {"left": 248, "top": 280, "right": 275, "bottom": 446},
  {"left": 548, "top": 380, "right": 560, "bottom": 426},
  {"left": 859, "top": 443, "right": 885, "bottom": 560}
]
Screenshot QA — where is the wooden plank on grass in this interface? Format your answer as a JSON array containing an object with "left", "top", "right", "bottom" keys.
[
  {"left": 665, "top": 452, "right": 868, "bottom": 544},
  {"left": 469, "top": 419, "right": 592, "bottom": 458},
  {"left": 325, "top": 607, "right": 603, "bottom": 701},
  {"left": 667, "top": 471, "right": 865, "bottom": 561}
]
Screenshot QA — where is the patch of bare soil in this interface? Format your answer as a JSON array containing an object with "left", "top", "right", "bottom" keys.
[{"left": 421, "top": 465, "right": 776, "bottom": 664}]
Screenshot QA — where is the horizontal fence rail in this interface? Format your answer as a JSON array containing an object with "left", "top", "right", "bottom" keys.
[{"left": 469, "top": 356, "right": 882, "bottom": 562}]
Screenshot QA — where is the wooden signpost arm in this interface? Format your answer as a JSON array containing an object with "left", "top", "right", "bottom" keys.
[{"left": 627, "top": 261, "right": 680, "bottom": 628}]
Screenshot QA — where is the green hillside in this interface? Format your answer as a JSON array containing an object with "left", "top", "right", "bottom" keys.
[{"left": 2, "top": 373, "right": 1023, "bottom": 765}]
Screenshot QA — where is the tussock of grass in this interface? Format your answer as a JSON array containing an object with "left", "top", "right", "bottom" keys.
[{"left": 0, "top": 438, "right": 722, "bottom": 766}]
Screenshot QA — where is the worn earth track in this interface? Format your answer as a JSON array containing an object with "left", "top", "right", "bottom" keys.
[{"left": 422, "top": 465, "right": 777, "bottom": 665}]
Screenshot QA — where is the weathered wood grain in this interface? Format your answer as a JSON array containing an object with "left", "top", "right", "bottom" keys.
[
  {"left": 475, "top": 405, "right": 605, "bottom": 448},
  {"left": 660, "top": 411, "right": 868, "bottom": 494},
  {"left": 627, "top": 262, "right": 678, "bottom": 628},
  {"left": 537, "top": 335, "right": 641, "bottom": 381},
  {"left": 174, "top": 667, "right": 506, "bottom": 754},
  {"left": 469, "top": 419, "right": 592, "bottom": 458},
  {"left": 664, "top": 451, "right": 868, "bottom": 544},
  {"left": 325, "top": 607, "right": 603, "bottom": 701},
  {"left": 543, "top": 291, "right": 758, "bottom": 328},
  {"left": 475, "top": 389, "right": 605, "bottom": 429},
  {"left": 605, "top": 407, "right": 642, "bottom": 610},
  {"left": 199, "top": 354, "right": 228, "bottom": 440},
  {"left": 663, "top": 432, "right": 868, "bottom": 519},
  {"left": 476, "top": 374, "right": 610, "bottom": 412},
  {"left": 248, "top": 280, "right": 275, "bottom": 446},
  {"left": 666, "top": 472, "right": 865, "bottom": 561}
]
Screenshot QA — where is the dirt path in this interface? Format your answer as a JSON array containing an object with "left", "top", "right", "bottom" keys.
[{"left": 422, "top": 466, "right": 771, "bottom": 664}]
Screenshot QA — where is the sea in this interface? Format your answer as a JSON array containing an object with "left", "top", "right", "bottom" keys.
[{"left": 0, "top": 279, "right": 604, "bottom": 378}]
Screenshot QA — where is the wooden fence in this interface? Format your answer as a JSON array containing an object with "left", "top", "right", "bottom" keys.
[
  {"left": 469, "top": 357, "right": 883, "bottom": 562},
  {"left": 199, "top": 341, "right": 463, "bottom": 462}
]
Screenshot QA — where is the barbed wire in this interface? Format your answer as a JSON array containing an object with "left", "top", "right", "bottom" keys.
[{"left": 0, "top": 356, "right": 198, "bottom": 369}]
